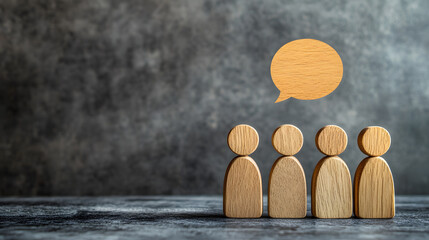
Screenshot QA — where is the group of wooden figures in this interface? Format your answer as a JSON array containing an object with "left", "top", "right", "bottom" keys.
[{"left": 223, "top": 124, "right": 395, "bottom": 219}]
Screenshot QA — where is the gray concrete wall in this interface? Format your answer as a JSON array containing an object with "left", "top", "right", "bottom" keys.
[{"left": 1, "top": 0, "right": 428, "bottom": 195}]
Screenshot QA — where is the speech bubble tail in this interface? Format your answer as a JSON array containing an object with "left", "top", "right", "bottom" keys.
[{"left": 275, "top": 92, "right": 290, "bottom": 103}]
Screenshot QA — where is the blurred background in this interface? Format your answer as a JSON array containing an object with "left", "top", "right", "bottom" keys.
[{"left": 1, "top": 0, "right": 428, "bottom": 196}]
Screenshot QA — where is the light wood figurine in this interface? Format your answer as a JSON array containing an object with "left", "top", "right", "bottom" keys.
[
  {"left": 354, "top": 126, "right": 395, "bottom": 218},
  {"left": 311, "top": 125, "right": 353, "bottom": 218},
  {"left": 223, "top": 124, "right": 262, "bottom": 218},
  {"left": 268, "top": 124, "right": 306, "bottom": 218}
]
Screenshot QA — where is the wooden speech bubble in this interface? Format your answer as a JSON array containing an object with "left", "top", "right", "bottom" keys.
[{"left": 270, "top": 39, "right": 343, "bottom": 102}]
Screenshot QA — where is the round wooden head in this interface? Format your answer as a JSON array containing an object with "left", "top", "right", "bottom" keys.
[
  {"left": 227, "top": 124, "right": 259, "bottom": 155},
  {"left": 358, "top": 126, "right": 391, "bottom": 157},
  {"left": 272, "top": 124, "right": 303, "bottom": 155},
  {"left": 315, "top": 125, "right": 348, "bottom": 156}
]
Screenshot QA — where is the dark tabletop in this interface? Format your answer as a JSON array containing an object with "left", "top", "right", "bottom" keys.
[{"left": 0, "top": 196, "right": 428, "bottom": 239}]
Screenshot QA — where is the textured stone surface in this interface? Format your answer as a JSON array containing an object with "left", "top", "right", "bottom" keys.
[
  {"left": 1, "top": 0, "right": 429, "bottom": 195},
  {"left": 0, "top": 196, "right": 428, "bottom": 239}
]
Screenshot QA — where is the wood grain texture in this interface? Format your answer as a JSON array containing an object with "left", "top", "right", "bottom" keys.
[
  {"left": 227, "top": 124, "right": 259, "bottom": 156},
  {"left": 270, "top": 39, "right": 343, "bottom": 102},
  {"left": 315, "top": 125, "right": 348, "bottom": 156},
  {"left": 358, "top": 126, "right": 391, "bottom": 157},
  {"left": 223, "top": 156, "right": 263, "bottom": 218},
  {"left": 311, "top": 156, "right": 353, "bottom": 218},
  {"left": 272, "top": 124, "right": 303, "bottom": 156},
  {"left": 354, "top": 157, "right": 395, "bottom": 218},
  {"left": 268, "top": 156, "right": 306, "bottom": 218}
]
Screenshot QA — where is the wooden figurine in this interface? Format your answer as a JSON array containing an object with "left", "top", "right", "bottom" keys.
[
  {"left": 268, "top": 124, "right": 306, "bottom": 218},
  {"left": 223, "top": 124, "right": 263, "bottom": 218},
  {"left": 270, "top": 39, "right": 343, "bottom": 102},
  {"left": 354, "top": 126, "right": 395, "bottom": 218},
  {"left": 311, "top": 125, "right": 353, "bottom": 218}
]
